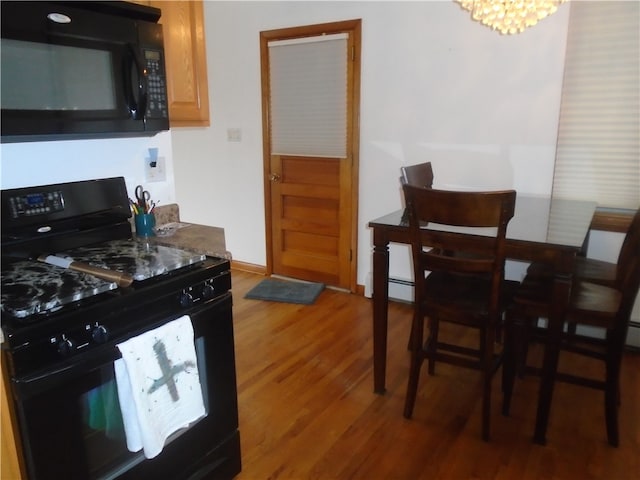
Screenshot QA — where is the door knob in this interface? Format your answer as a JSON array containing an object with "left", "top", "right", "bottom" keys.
[{"left": 269, "top": 173, "right": 281, "bottom": 182}]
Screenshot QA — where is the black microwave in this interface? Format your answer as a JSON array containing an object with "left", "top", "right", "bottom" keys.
[{"left": 0, "top": 1, "right": 170, "bottom": 143}]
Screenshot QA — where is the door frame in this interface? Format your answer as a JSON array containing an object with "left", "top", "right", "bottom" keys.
[{"left": 259, "top": 19, "right": 361, "bottom": 292}]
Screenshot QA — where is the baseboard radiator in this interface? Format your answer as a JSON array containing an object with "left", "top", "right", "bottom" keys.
[
  {"left": 387, "top": 276, "right": 414, "bottom": 303},
  {"left": 364, "top": 274, "right": 640, "bottom": 349}
]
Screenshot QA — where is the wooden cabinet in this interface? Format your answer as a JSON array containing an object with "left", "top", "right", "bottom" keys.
[
  {"left": 151, "top": 1, "right": 210, "bottom": 127},
  {"left": 129, "top": 0, "right": 210, "bottom": 126},
  {"left": 1, "top": 365, "right": 22, "bottom": 480}
]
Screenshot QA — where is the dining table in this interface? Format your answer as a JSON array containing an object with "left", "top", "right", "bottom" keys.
[{"left": 367, "top": 194, "right": 597, "bottom": 444}]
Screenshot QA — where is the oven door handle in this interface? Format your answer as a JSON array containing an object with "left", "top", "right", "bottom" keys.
[
  {"left": 18, "top": 362, "right": 78, "bottom": 384},
  {"left": 13, "top": 362, "right": 79, "bottom": 398},
  {"left": 13, "top": 348, "right": 122, "bottom": 399}
]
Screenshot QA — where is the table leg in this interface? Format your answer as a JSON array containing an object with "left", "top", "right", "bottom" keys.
[
  {"left": 372, "top": 232, "right": 390, "bottom": 394},
  {"left": 533, "top": 271, "right": 572, "bottom": 445}
]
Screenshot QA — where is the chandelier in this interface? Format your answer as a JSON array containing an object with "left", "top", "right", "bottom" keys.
[{"left": 456, "top": 0, "right": 566, "bottom": 35}]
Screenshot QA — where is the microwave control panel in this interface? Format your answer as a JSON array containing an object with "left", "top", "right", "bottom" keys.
[{"left": 144, "top": 49, "right": 168, "bottom": 119}]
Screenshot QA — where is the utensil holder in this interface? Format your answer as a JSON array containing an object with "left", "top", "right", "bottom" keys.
[{"left": 135, "top": 213, "right": 156, "bottom": 237}]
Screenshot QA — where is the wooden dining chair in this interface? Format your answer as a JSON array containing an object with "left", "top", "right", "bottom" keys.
[
  {"left": 401, "top": 184, "right": 518, "bottom": 441},
  {"left": 501, "top": 207, "right": 640, "bottom": 446},
  {"left": 400, "top": 162, "right": 434, "bottom": 188}
]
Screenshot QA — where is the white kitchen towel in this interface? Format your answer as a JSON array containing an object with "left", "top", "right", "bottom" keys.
[
  {"left": 114, "top": 358, "right": 143, "bottom": 452},
  {"left": 115, "top": 315, "right": 206, "bottom": 459}
]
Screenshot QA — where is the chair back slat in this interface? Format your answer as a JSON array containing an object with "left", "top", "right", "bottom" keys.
[
  {"left": 616, "top": 208, "right": 640, "bottom": 286},
  {"left": 616, "top": 207, "right": 640, "bottom": 319},
  {"left": 419, "top": 229, "right": 498, "bottom": 252},
  {"left": 616, "top": 208, "right": 640, "bottom": 272},
  {"left": 424, "top": 251, "right": 495, "bottom": 275},
  {"left": 400, "top": 162, "right": 434, "bottom": 188},
  {"left": 405, "top": 187, "right": 515, "bottom": 228}
]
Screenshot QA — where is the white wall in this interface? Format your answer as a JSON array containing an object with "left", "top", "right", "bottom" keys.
[
  {"left": 171, "top": 0, "right": 570, "bottom": 287},
  {"left": 0, "top": 131, "right": 176, "bottom": 206}
]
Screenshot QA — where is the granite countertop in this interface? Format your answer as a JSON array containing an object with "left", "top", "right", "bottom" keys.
[{"left": 144, "top": 204, "right": 232, "bottom": 260}]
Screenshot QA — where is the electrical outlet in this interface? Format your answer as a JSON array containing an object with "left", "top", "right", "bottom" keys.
[
  {"left": 145, "top": 156, "right": 166, "bottom": 182},
  {"left": 227, "top": 128, "right": 242, "bottom": 142}
]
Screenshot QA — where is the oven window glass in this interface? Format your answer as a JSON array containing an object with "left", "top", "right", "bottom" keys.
[
  {"left": 0, "top": 39, "right": 116, "bottom": 111},
  {"left": 81, "top": 378, "right": 130, "bottom": 476}
]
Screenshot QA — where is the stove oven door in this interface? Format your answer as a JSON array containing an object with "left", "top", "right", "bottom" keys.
[{"left": 9, "top": 293, "right": 240, "bottom": 480}]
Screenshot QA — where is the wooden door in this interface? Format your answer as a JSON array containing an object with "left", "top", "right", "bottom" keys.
[
  {"left": 260, "top": 20, "right": 361, "bottom": 291},
  {"left": 270, "top": 154, "right": 352, "bottom": 288}
]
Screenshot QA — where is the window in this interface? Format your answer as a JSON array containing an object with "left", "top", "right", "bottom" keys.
[
  {"left": 268, "top": 34, "right": 348, "bottom": 158},
  {"left": 552, "top": 1, "right": 639, "bottom": 212}
]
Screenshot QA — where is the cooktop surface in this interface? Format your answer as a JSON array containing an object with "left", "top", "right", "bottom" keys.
[{"left": 1, "top": 239, "right": 207, "bottom": 319}]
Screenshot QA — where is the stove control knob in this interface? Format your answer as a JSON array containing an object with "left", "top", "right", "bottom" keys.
[
  {"left": 180, "top": 291, "right": 194, "bottom": 308},
  {"left": 91, "top": 325, "right": 109, "bottom": 344},
  {"left": 202, "top": 282, "right": 215, "bottom": 299},
  {"left": 57, "top": 336, "right": 75, "bottom": 357}
]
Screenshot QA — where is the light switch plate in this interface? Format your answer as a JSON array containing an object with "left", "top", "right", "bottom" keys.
[
  {"left": 145, "top": 156, "right": 166, "bottom": 182},
  {"left": 227, "top": 128, "right": 242, "bottom": 142}
]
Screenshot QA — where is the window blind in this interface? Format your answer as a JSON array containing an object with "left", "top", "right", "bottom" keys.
[
  {"left": 552, "top": 1, "right": 639, "bottom": 209},
  {"left": 268, "top": 34, "right": 348, "bottom": 158}
]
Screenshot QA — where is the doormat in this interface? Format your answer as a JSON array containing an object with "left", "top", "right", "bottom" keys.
[{"left": 244, "top": 278, "right": 325, "bottom": 305}]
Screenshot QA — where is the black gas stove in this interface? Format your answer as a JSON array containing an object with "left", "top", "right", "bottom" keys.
[
  {"left": 1, "top": 177, "right": 241, "bottom": 480},
  {"left": 2, "top": 246, "right": 231, "bottom": 378},
  {"left": 1, "top": 177, "right": 231, "bottom": 376}
]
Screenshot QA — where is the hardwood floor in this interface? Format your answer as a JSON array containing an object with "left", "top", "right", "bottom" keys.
[{"left": 230, "top": 270, "right": 640, "bottom": 480}]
